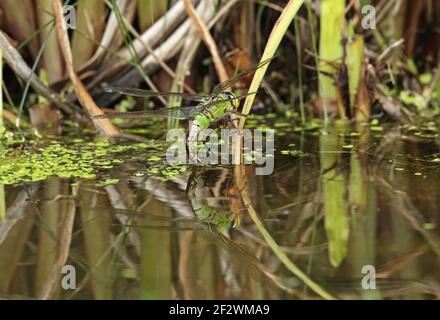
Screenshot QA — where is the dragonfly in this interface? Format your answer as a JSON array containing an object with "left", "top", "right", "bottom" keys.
[
  {"left": 93, "top": 58, "right": 273, "bottom": 163},
  {"left": 92, "top": 57, "right": 273, "bottom": 133}
]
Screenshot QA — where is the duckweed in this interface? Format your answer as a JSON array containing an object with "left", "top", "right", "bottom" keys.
[
  {"left": 0, "top": 137, "right": 164, "bottom": 185},
  {"left": 280, "top": 149, "right": 305, "bottom": 157},
  {"left": 423, "top": 223, "right": 436, "bottom": 230},
  {"left": 148, "top": 155, "right": 162, "bottom": 161},
  {"left": 96, "top": 178, "right": 120, "bottom": 187}
]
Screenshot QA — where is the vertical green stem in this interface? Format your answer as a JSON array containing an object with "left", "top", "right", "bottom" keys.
[
  {"left": 294, "top": 18, "right": 305, "bottom": 124},
  {"left": 319, "top": 0, "right": 344, "bottom": 125}
]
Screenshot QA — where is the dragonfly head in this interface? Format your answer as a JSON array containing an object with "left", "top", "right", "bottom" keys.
[{"left": 224, "top": 92, "right": 240, "bottom": 110}]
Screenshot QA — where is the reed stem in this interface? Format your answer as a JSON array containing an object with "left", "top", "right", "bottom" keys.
[{"left": 319, "top": 0, "right": 344, "bottom": 123}]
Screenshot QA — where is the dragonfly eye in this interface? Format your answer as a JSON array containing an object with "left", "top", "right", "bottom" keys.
[{"left": 225, "top": 92, "right": 239, "bottom": 109}]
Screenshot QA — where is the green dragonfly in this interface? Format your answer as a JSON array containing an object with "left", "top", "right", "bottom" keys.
[{"left": 92, "top": 58, "right": 272, "bottom": 134}]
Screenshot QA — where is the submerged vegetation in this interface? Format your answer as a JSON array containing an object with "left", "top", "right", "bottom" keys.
[{"left": 0, "top": 0, "right": 439, "bottom": 300}]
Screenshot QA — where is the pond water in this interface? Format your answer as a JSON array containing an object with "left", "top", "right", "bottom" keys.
[{"left": 1, "top": 120, "right": 440, "bottom": 299}]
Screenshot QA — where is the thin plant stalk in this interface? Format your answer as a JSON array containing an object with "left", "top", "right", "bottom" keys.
[
  {"left": 183, "top": 0, "right": 228, "bottom": 84},
  {"left": 294, "top": 17, "right": 305, "bottom": 124},
  {"left": 240, "top": 0, "right": 305, "bottom": 129},
  {"left": 110, "top": 0, "right": 168, "bottom": 106},
  {"left": 306, "top": 0, "right": 325, "bottom": 124},
  {"left": 16, "top": 25, "right": 56, "bottom": 132},
  {"left": 234, "top": 165, "right": 335, "bottom": 300}
]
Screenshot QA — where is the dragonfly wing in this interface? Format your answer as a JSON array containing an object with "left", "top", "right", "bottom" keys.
[
  {"left": 93, "top": 93, "right": 258, "bottom": 121},
  {"left": 92, "top": 105, "right": 198, "bottom": 120},
  {"left": 211, "top": 57, "right": 275, "bottom": 94},
  {"left": 105, "top": 86, "right": 207, "bottom": 102}
]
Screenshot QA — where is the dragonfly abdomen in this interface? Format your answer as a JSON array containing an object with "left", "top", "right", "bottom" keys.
[
  {"left": 188, "top": 95, "right": 234, "bottom": 150},
  {"left": 191, "top": 113, "right": 210, "bottom": 130}
]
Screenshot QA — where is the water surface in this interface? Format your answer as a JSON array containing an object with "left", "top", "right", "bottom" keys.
[{"left": 1, "top": 122, "right": 440, "bottom": 299}]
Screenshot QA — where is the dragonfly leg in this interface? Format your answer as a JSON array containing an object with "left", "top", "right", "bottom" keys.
[
  {"left": 231, "top": 110, "right": 249, "bottom": 117},
  {"left": 227, "top": 115, "right": 242, "bottom": 135},
  {"left": 222, "top": 117, "right": 229, "bottom": 129}
]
